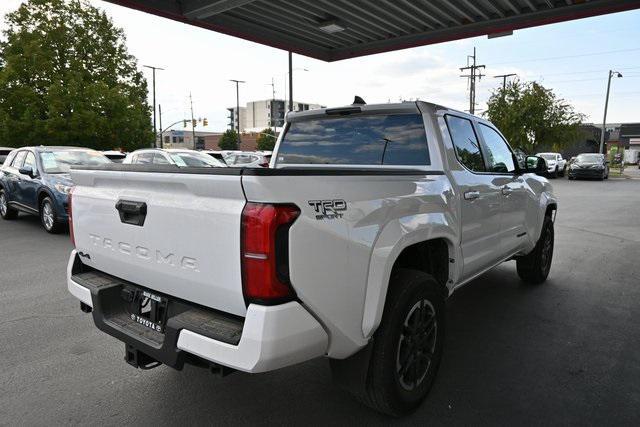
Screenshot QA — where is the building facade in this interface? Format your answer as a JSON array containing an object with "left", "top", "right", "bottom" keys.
[
  {"left": 160, "top": 129, "right": 222, "bottom": 150},
  {"left": 228, "top": 99, "right": 324, "bottom": 133}
]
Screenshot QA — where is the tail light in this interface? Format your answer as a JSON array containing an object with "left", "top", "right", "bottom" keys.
[
  {"left": 68, "top": 187, "right": 75, "bottom": 247},
  {"left": 241, "top": 202, "right": 300, "bottom": 304}
]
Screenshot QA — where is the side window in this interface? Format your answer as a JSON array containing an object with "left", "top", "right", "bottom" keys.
[
  {"left": 23, "top": 152, "right": 37, "bottom": 170},
  {"left": 445, "top": 115, "right": 485, "bottom": 172},
  {"left": 153, "top": 153, "right": 169, "bottom": 165},
  {"left": 12, "top": 151, "right": 27, "bottom": 168},
  {"left": 136, "top": 153, "right": 154, "bottom": 164},
  {"left": 3, "top": 151, "right": 16, "bottom": 166},
  {"left": 478, "top": 124, "right": 516, "bottom": 173}
]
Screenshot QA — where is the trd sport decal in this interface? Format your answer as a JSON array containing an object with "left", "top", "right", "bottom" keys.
[{"left": 308, "top": 199, "right": 347, "bottom": 220}]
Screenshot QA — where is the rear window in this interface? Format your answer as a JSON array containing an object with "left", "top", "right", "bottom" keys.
[{"left": 276, "top": 114, "right": 430, "bottom": 166}]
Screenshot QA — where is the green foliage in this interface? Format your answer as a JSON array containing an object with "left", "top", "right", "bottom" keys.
[
  {"left": 0, "top": 0, "right": 153, "bottom": 150},
  {"left": 218, "top": 129, "right": 238, "bottom": 150},
  {"left": 484, "top": 80, "right": 584, "bottom": 154},
  {"left": 256, "top": 128, "right": 276, "bottom": 151}
]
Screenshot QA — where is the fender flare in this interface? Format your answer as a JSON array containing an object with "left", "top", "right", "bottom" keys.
[
  {"left": 534, "top": 192, "right": 557, "bottom": 242},
  {"left": 360, "top": 214, "right": 458, "bottom": 339}
]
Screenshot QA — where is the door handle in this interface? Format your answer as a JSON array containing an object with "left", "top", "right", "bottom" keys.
[
  {"left": 501, "top": 186, "right": 513, "bottom": 196},
  {"left": 464, "top": 191, "right": 480, "bottom": 200}
]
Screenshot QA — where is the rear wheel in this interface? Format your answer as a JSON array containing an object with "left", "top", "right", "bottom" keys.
[
  {"left": 332, "top": 269, "right": 445, "bottom": 416},
  {"left": 0, "top": 188, "right": 18, "bottom": 220},
  {"left": 517, "top": 216, "right": 554, "bottom": 284},
  {"left": 40, "top": 196, "right": 63, "bottom": 234}
]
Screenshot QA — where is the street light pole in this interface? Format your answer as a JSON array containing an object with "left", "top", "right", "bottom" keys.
[
  {"left": 599, "top": 70, "right": 623, "bottom": 154},
  {"left": 159, "top": 104, "right": 163, "bottom": 148},
  {"left": 283, "top": 67, "right": 308, "bottom": 114},
  {"left": 288, "top": 51, "right": 293, "bottom": 112},
  {"left": 143, "top": 65, "right": 164, "bottom": 148},
  {"left": 229, "top": 79, "right": 245, "bottom": 145}
]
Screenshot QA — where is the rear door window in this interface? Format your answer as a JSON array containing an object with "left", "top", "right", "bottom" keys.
[
  {"left": 445, "top": 115, "right": 485, "bottom": 172},
  {"left": 136, "top": 153, "right": 154, "bottom": 164},
  {"left": 153, "top": 153, "right": 170, "bottom": 165},
  {"left": 277, "top": 114, "right": 430, "bottom": 166}
]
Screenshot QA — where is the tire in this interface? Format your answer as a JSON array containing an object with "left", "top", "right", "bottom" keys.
[
  {"left": 0, "top": 188, "right": 19, "bottom": 220},
  {"left": 333, "top": 269, "right": 445, "bottom": 416},
  {"left": 517, "top": 216, "right": 554, "bottom": 285},
  {"left": 552, "top": 167, "right": 558, "bottom": 178},
  {"left": 568, "top": 176, "right": 574, "bottom": 180},
  {"left": 559, "top": 166, "right": 565, "bottom": 177},
  {"left": 40, "top": 196, "right": 63, "bottom": 234}
]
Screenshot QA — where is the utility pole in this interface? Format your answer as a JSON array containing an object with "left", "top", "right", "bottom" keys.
[
  {"left": 267, "top": 78, "right": 276, "bottom": 134},
  {"left": 599, "top": 70, "right": 623, "bottom": 154},
  {"left": 158, "top": 104, "right": 163, "bottom": 148},
  {"left": 459, "top": 47, "right": 485, "bottom": 115},
  {"left": 143, "top": 65, "right": 164, "bottom": 148},
  {"left": 229, "top": 79, "right": 245, "bottom": 145},
  {"left": 189, "top": 92, "right": 196, "bottom": 150},
  {"left": 494, "top": 73, "right": 517, "bottom": 90}
]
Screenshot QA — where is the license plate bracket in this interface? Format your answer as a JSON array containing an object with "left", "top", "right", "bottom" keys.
[{"left": 123, "top": 286, "right": 169, "bottom": 333}]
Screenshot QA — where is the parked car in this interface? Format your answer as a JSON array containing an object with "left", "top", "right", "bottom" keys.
[
  {"left": 201, "top": 150, "right": 229, "bottom": 165},
  {"left": 0, "top": 147, "right": 14, "bottom": 165},
  {"left": 224, "top": 151, "right": 271, "bottom": 167},
  {"left": 66, "top": 101, "right": 555, "bottom": 416},
  {"left": 103, "top": 150, "right": 127, "bottom": 163},
  {"left": 123, "top": 148, "right": 226, "bottom": 167},
  {"left": 0, "top": 146, "right": 111, "bottom": 233},
  {"left": 536, "top": 152, "right": 566, "bottom": 178},
  {"left": 568, "top": 153, "right": 609, "bottom": 180}
]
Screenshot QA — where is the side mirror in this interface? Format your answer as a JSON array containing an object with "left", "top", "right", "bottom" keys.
[
  {"left": 19, "top": 166, "right": 36, "bottom": 178},
  {"left": 524, "top": 156, "right": 546, "bottom": 175}
]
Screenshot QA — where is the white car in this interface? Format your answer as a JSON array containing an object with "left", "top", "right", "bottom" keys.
[
  {"left": 123, "top": 148, "right": 226, "bottom": 167},
  {"left": 536, "top": 152, "right": 566, "bottom": 178},
  {"left": 224, "top": 151, "right": 271, "bottom": 168},
  {"left": 66, "top": 101, "right": 556, "bottom": 416}
]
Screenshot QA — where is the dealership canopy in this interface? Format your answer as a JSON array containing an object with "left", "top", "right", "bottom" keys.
[{"left": 107, "top": 0, "right": 640, "bottom": 61}]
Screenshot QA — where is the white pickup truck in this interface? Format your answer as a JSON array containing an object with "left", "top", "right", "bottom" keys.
[{"left": 67, "top": 101, "right": 557, "bottom": 416}]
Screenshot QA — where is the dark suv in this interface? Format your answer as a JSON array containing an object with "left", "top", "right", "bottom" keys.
[{"left": 0, "top": 146, "right": 111, "bottom": 233}]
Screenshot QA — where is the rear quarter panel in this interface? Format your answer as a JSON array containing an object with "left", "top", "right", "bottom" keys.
[{"left": 242, "top": 172, "right": 457, "bottom": 358}]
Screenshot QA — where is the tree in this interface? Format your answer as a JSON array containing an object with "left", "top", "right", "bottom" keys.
[
  {"left": 0, "top": 0, "right": 153, "bottom": 151},
  {"left": 218, "top": 129, "right": 238, "bottom": 150},
  {"left": 484, "top": 80, "right": 584, "bottom": 154},
  {"left": 256, "top": 128, "right": 277, "bottom": 151}
]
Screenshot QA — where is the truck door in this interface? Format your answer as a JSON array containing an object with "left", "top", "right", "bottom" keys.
[
  {"left": 16, "top": 151, "right": 40, "bottom": 210},
  {"left": 444, "top": 115, "right": 504, "bottom": 281},
  {"left": 476, "top": 123, "right": 528, "bottom": 256}
]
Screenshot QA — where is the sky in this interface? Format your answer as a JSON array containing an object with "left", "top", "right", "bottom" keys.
[{"left": 0, "top": 0, "right": 639, "bottom": 133}]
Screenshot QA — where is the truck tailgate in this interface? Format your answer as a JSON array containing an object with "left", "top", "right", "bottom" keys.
[{"left": 70, "top": 168, "right": 247, "bottom": 317}]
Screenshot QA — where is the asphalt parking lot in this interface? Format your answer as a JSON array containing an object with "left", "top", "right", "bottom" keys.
[{"left": 1, "top": 177, "right": 639, "bottom": 425}]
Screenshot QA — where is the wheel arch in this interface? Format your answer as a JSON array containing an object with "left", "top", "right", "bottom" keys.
[
  {"left": 361, "top": 223, "right": 457, "bottom": 339},
  {"left": 37, "top": 187, "right": 55, "bottom": 210}
]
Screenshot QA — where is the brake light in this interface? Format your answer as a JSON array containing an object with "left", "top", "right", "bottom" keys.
[
  {"left": 241, "top": 202, "right": 300, "bottom": 304},
  {"left": 68, "top": 187, "right": 75, "bottom": 247}
]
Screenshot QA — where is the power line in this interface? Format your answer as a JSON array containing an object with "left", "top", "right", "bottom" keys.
[{"left": 486, "top": 47, "right": 640, "bottom": 66}]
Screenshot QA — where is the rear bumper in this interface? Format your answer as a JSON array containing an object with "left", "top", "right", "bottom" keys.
[{"left": 66, "top": 250, "right": 328, "bottom": 373}]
